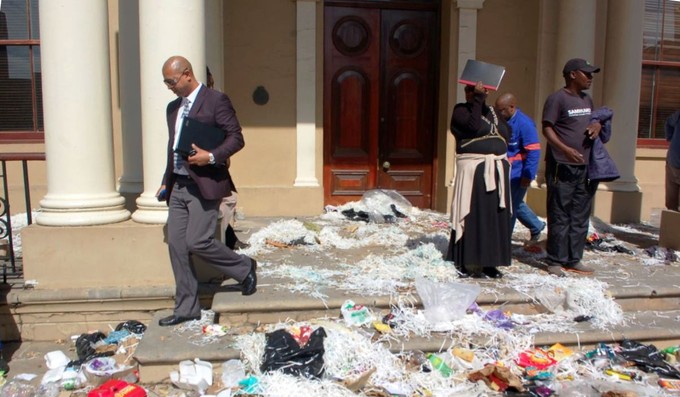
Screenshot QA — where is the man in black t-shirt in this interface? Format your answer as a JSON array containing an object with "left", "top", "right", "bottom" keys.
[{"left": 541, "top": 58, "right": 602, "bottom": 276}]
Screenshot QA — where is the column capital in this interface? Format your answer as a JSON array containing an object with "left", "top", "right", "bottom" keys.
[{"left": 456, "top": 0, "right": 485, "bottom": 10}]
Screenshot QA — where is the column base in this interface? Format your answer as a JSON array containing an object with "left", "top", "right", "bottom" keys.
[
  {"left": 293, "top": 177, "right": 320, "bottom": 187},
  {"left": 37, "top": 193, "right": 130, "bottom": 226},
  {"left": 36, "top": 208, "right": 131, "bottom": 226},
  {"left": 526, "top": 186, "right": 643, "bottom": 224},
  {"left": 132, "top": 194, "right": 169, "bottom": 224}
]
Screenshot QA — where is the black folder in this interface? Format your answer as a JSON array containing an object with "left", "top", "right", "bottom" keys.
[
  {"left": 175, "top": 117, "right": 226, "bottom": 157},
  {"left": 458, "top": 59, "right": 506, "bottom": 91}
]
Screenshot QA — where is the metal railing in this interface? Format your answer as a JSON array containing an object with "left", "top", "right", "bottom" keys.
[{"left": 0, "top": 152, "right": 45, "bottom": 284}]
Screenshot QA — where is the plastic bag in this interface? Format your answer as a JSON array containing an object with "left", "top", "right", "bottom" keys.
[
  {"left": 221, "top": 359, "right": 245, "bottom": 389},
  {"left": 260, "top": 327, "right": 326, "bottom": 379},
  {"left": 617, "top": 339, "right": 680, "bottom": 379},
  {"left": 0, "top": 379, "right": 36, "bottom": 397},
  {"left": 415, "top": 277, "right": 480, "bottom": 324},
  {"left": 340, "top": 300, "right": 373, "bottom": 327},
  {"left": 361, "top": 189, "right": 412, "bottom": 218}
]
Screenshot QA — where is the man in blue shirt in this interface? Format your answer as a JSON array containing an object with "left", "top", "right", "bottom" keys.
[
  {"left": 666, "top": 110, "right": 680, "bottom": 211},
  {"left": 495, "top": 93, "right": 545, "bottom": 241}
]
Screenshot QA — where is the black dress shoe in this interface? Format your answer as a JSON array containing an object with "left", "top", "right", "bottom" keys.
[
  {"left": 482, "top": 267, "right": 503, "bottom": 279},
  {"left": 240, "top": 258, "right": 257, "bottom": 296},
  {"left": 158, "top": 314, "right": 200, "bottom": 327},
  {"left": 233, "top": 240, "right": 251, "bottom": 250}
]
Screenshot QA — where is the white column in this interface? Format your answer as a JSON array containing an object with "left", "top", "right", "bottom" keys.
[
  {"left": 554, "top": 0, "right": 597, "bottom": 89},
  {"left": 600, "top": 0, "right": 642, "bottom": 193},
  {"left": 294, "top": 0, "right": 319, "bottom": 187},
  {"left": 456, "top": 0, "right": 485, "bottom": 103},
  {"left": 36, "top": 0, "right": 130, "bottom": 226},
  {"left": 205, "top": 0, "right": 224, "bottom": 92},
  {"left": 118, "top": 1, "right": 143, "bottom": 198},
  {"left": 132, "top": 0, "right": 206, "bottom": 224}
]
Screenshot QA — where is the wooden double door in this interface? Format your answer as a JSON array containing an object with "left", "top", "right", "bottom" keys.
[{"left": 323, "top": 1, "right": 440, "bottom": 209}]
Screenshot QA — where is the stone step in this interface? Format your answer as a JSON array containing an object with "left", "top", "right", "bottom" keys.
[
  {"left": 134, "top": 309, "right": 680, "bottom": 383},
  {"left": 209, "top": 277, "right": 680, "bottom": 326}
]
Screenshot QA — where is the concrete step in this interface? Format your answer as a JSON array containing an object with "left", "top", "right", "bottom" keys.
[
  {"left": 209, "top": 275, "right": 680, "bottom": 326},
  {"left": 134, "top": 309, "right": 680, "bottom": 383}
]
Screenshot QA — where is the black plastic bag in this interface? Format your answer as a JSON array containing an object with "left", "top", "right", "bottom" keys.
[
  {"left": 75, "top": 332, "right": 106, "bottom": 360},
  {"left": 115, "top": 320, "right": 147, "bottom": 334},
  {"left": 617, "top": 339, "right": 680, "bottom": 379},
  {"left": 260, "top": 327, "right": 326, "bottom": 379}
]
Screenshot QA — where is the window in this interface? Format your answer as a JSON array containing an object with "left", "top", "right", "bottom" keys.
[
  {"left": 639, "top": 0, "right": 680, "bottom": 146},
  {"left": 0, "top": 0, "right": 42, "bottom": 142}
]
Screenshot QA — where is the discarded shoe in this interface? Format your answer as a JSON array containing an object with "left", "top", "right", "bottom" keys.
[
  {"left": 158, "top": 314, "right": 200, "bottom": 327},
  {"left": 563, "top": 262, "right": 594, "bottom": 275}
]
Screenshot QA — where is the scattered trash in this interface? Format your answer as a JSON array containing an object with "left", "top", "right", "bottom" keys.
[
  {"left": 426, "top": 353, "right": 452, "bottom": 378},
  {"left": 644, "top": 245, "right": 678, "bottom": 263},
  {"left": 617, "top": 339, "right": 680, "bottom": 379},
  {"left": 468, "top": 364, "right": 525, "bottom": 392},
  {"left": 87, "top": 379, "right": 146, "bottom": 397},
  {"left": 516, "top": 348, "right": 557, "bottom": 370},
  {"left": 340, "top": 300, "right": 374, "bottom": 327},
  {"left": 573, "top": 314, "right": 593, "bottom": 322},
  {"left": 0, "top": 379, "right": 36, "bottom": 397},
  {"left": 202, "top": 324, "right": 229, "bottom": 337},
  {"left": 115, "top": 320, "right": 147, "bottom": 335},
  {"left": 44, "top": 350, "right": 70, "bottom": 370},
  {"left": 260, "top": 327, "right": 327, "bottom": 379},
  {"left": 221, "top": 359, "right": 246, "bottom": 389},
  {"left": 84, "top": 357, "right": 138, "bottom": 386},
  {"left": 586, "top": 233, "right": 635, "bottom": 255},
  {"left": 415, "top": 277, "right": 480, "bottom": 324},
  {"left": 169, "top": 358, "right": 213, "bottom": 394}
]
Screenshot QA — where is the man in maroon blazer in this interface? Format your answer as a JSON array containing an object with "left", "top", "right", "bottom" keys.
[{"left": 156, "top": 56, "right": 257, "bottom": 327}]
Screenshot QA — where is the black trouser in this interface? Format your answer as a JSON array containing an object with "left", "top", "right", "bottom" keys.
[{"left": 545, "top": 158, "right": 598, "bottom": 266}]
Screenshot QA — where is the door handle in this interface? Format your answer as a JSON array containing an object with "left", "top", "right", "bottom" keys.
[{"left": 382, "top": 161, "right": 391, "bottom": 170}]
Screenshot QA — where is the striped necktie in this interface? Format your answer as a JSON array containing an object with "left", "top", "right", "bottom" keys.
[
  {"left": 174, "top": 98, "right": 192, "bottom": 173},
  {"left": 182, "top": 98, "right": 191, "bottom": 119}
]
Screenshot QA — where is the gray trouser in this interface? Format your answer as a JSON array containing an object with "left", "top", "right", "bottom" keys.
[{"left": 167, "top": 182, "right": 251, "bottom": 317}]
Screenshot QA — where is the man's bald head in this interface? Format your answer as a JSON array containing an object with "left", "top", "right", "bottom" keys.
[
  {"left": 495, "top": 92, "right": 517, "bottom": 121},
  {"left": 161, "top": 55, "right": 199, "bottom": 97},
  {"left": 163, "top": 56, "right": 192, "bottom": 74}
]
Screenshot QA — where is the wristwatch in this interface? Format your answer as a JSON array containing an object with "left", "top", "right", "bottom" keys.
[{"left": 208, "top": 153, "right": 215, "bottom": 165}]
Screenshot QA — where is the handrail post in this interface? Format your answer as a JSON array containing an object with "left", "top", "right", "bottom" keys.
[{"left": 22, "top": 160, "right": 33, "bottom": 225}]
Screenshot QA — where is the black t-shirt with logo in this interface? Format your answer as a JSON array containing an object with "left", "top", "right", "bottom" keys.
[{"left": 542, "top": 88, "right": 594, "bottom": 165}]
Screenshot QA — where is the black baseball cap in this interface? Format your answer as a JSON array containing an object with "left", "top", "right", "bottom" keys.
[{"left": 562, "top": 58, "right": 600, "bottom": 75}]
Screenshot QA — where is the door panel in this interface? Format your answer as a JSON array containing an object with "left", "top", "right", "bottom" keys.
[
  {"left": 324, "top": 4, "right": 438, "bottom": 208},
  {"left": 378, "top": 9, "right": 436, "bottom": 208},
  {"left": 324, "top": 7, "right": 380, "bottom": 204}
]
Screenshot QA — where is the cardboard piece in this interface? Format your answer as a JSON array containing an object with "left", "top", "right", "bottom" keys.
[{"left": 459, "top": 59, "right": 506, "bottom": 91}]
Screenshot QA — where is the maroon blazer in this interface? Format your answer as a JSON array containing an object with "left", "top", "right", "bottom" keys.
[{"left": 162, "top": 85, "right": 244, "bottom": 202}]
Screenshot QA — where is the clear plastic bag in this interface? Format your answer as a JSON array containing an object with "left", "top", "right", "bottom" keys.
[
  {"left": 415, "top": 277, "right": 480, "bottom": 324},
  {"left": 221, "top": 359, "right": 245, "bottom": 389}
]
